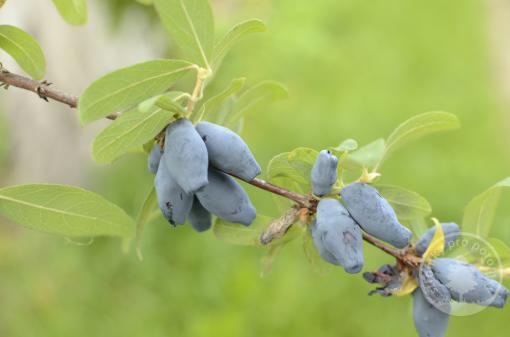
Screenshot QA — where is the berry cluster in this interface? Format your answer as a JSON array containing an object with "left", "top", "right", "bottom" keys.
[
  {"left": 148, "top": 118, "right": 260, "bottom": 231},
  {"left": 309, "top": 149, "right": 509, "bottom": 337},
  {"left": 310, "top": 150, "right": 412, "bottom": 272}
]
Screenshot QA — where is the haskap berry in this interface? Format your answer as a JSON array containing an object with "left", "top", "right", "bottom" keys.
[
  {"left": 432, "top": 258, "right": 509, "bottom": 308},
  {"left": 418, "top": 263, "right": 451, "bottom": 313},
  {"left": 164, "top": 118, "right": 209, "bottom": 194},
  {"left": 148, "top": 142, "right": 163, "bottom": 174},
  {"left": 412, "top": 287, "right": 449, "bottom": 337},
  {"left": 340, "top": 182, "right": 412, "bottom": 248},
  {"left": 196, "top": 168, "right": 256, "bottom": 226},
  {"left": 311, "top": 150, "right": 338, "bottom": 196},
  {"left": 415, "top": 222, "right": 460, "bottom": 256},
  {"left": 195, "top": 121, "right": 261, "bottom": 181},
  {"left": 154, "top": 158, "right": 193, "bottom": 225},
  {"left": 188, "top": 196, "right": 212, "bottom": 232},
  {"left": 311, "top": 198, "right": 364, "bottom": 273}
]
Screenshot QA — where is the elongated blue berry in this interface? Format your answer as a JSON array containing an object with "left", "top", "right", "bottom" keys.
[
  {"left": 195, "top": 121, "right": 261, "bottom": 181},
  {"left": 340, "top": 182, "right": 412, "bottom": 248},
  {"left": 310, "top": 198, "right": 364, "bottom": 273},
  {"left": 415, "top": 222, "right": 460, "bottom": 256},
  {"left": 412, "top": 288, "right": 449, "bottom": 337},
  {"left": 432, "top": 258, "right": 509, "bottom": 308},
  {"left": 419, "top": 263, "right": 451, "bottom": 313},
  {"left": 155, "top": 159, "right": 193, "bottom": 225},
  {"left": 164, "top": 118, "right": 208, "bottom": 194},
  {"left": 196, "top": 168, "right": 256, "bottom": 226},
  {"left": 148, "top": 143, "right": 163, "bottom": 174},
  {"left": 188, "top": 196, "right": 212, "bottom": 232},
  {"left": 311, "top": 150, "right": 338, "bottom": 196}
]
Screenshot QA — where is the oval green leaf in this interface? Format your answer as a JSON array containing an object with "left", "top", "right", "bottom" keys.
[
  {"left": 0, "top": 25, "right": 46, "bottom": 79},
  {"left": 92, "top": 107, "right": 175, "bottom": 164},
  {"left": 377, "top": 111, "right": 460, "bottom": 169},
  {"left": 213, "top": 215, "right": 269, "bottom": 246},
  {"left": 463, "top": 177, "right": 510, "bottom": 237},
  {"left": 195, "top": 77, "right": 245, "bottom": 123},
  {"left": 78, "top": 59, "right": 194, "bottom": 124},
  {"left": 212, "top": 19, "right": 266, "bottom": 71},
  {"left": 153, "top": 0, "right": 214, "bottom": 69},
  {"left": 52, "top": 0, "right": 88, "bottom": 25},
  {"left": 376, "top": 184, "right": 432, "bottom": 220},
  {"left": 0, "top": 184, "right": 135, "bottom": 237},
  {"left": 224, "top": 81, "right": 288, "bottom": 129}
]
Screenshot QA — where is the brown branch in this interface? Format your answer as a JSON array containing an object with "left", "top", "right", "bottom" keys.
[
  {"left": 0, "top": 70, "right": 118, "bottom": 120},
  {"left": 0, "top": 69, "right": 417, "bottom": 265}
]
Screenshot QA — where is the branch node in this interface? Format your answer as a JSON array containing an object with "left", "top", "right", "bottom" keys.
[{"left": 36, "top": 80, "right": 52, "bottom": 102}]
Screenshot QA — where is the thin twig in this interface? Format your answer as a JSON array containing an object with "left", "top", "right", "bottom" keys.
[
  {"left": 0, "top": 69, "right": 417, "bottom": 264},
  {"left": 0, "top": 70, "right": 118, "bottom": 120}
]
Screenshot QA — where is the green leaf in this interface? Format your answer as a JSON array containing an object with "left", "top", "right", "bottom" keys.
[
  {"left": 79, "top": 59, "right": 194, "bottom": 124},
  {"left": 378, "top": 111, "right": 460, "bottom": 169},
  {"left": 303, "top": 229, "right": 331, "bottom": 276},
  {"left": 333, "top": 138, "right": 358, "bottom": 153},
  {"left": 463, "top": 177, "right": 510, "bottom": 237},
  {"left": 213, "top": 215, "right": 269, "bottom": 246},
  {"left": 138, "top": 92, "right": 186, "bottom": 114},
  {"left": 0, "top": 25, "right": 46, "bottom": 80},
  {"left": 260, "top": 243, "right": 284, "bottom": 277},
  {"left": 343, "top": 138, "right": 386, "bottom": 171},
  {"left": 195, "top": 77, "right": 245, "bottom": 123},
  {"left": 224, "top": 81, "right": 288, "bottom": 128},
  {"left": 211, "top": 19, "right": 266, "bottom": 71},
  {"left": 0, "top": 184, "right": 134, "bottom": 237},
  {"left": 135, "top": 187, "right": 159, "bottom": 261},
  {"left": 52, "top": 0, "right": 88, "bottom": 25},
  {"left": 135, "top": 0, "right": 152, "bottom": 5},
  {"left": 376, "top": 184, "right": 432, "bottom": 220},
  {"left": 267, "top": 147, "right": 318, "bottom": 191},
  {"left": 153, "top": 0, "right": 214, "bottom": 69},
  {"left": 92, "top": 107, "right": 175, "bottom": 164}
]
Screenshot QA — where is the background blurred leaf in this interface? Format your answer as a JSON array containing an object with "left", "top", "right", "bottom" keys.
[
  {"left": 333, "top": 138, "right": 358, "bottom": 153},
  {"left": 376, "top": 184, "right": 432, "bottom": 220},
  {"left": 213, "top": 215, "right": 269, "bottom": 246},
  {"left": 196, "top": 77, "right": 245, "bottom": 123},
  {"left": 52, "top": 0, "right": 88, "bottom": 25},
  {"left": 0, "top": 25, "right": 46, "bottom": 79},
  {"left": 463, "top": 177, "right": 510, "bottom": 237},
  {"left": 135, "top": 0, "right": 152, "bottom": 5},
  {"left": 0, "top": 184, "right": 134, "bottom": 237},
  {"left": 153, "top": 0, "right": 214, "bottom": 68},
  {"left": 135, "top": 187, "right": 158, "bottom": 261},
  {"left": 303, "top": 229, "right": 331, "bottom": 276},
  {"left": 212, "top": 19, "right": 266, "bottom": 72},
  {"left": 224, "top": 81, "right": 288, "bottom": 129},
  {"left": 92, "top": 107, "right": 175, "bottom": 164},
  {"left": 79, "top": 59, "right": 193, "bottom": 124},
  {"left": 377, "top": 111, "right": 460, "bottom": 169},
  {"left": 267, "top": 147, "right": 318, "bottom": 192},
  {"left": 343, "top": 138, "right": 386, "bottom": 171},
  {"left": 0, "top": 0, "right": 6, "bottom": 9},
  {"left": 260, "top": 243, "right": 284, "bottom": 277}
]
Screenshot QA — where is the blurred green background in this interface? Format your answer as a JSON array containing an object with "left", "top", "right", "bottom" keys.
[{"left": 1, "top": 0, "right": 509, "bottom": 336}]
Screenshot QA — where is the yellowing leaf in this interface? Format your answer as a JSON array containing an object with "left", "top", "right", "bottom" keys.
[
  {"left": 394, "top": 272, "right": 419, "bottom": 296},
  {"left": 422, "top": 218, "right": 445, "bottom": 262}
]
